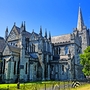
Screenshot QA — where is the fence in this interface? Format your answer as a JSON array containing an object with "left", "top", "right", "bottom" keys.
[{"left": 0, "top": 80, "right": 88, "bottom": 90}]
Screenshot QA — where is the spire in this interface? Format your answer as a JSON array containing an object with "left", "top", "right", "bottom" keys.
[
  {"left": 21, "top": 21, "right": 23, "bottom": 28},
  {"left": 5, "top": 26, "right": 8, "bottom": 40},
  {"left": 14, "top": 22, "right": 16, "bottom": 26},
  {"left": 39, "top": 26, "right": 42, "bottom": 36},
  {"left": 77, "top": 6, "right": 84, "bottom": 31},
  {"left": 6, "top": 26, "right": 8, "bottom": 32},
  {"left": 24, "top": 21, "right": 26, "bottom": 31},
  {"left": 20, "top": 21, "right": 26, "bottom": 33},
  {"left": 45, "top": 29, "right": 47, "bottom": 38},
  {"left": 49, "top": 31, "right": 51, "bottom": 41}
]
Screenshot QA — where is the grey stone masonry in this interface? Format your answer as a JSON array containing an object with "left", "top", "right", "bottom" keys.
[{"left": 0, "top": 7, "right": 89, "bottom": 83}]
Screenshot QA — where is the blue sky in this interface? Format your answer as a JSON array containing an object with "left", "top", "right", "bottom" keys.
[{"left": 0, "top": 0, "right": 90, "bottom": 37}]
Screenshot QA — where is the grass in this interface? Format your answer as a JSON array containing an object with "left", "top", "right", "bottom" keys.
[
  {"left": 0, "top": 81, "right": 68, "bottom": 90},
  {"left": 0, "top": 81, "right": 89, "bottom": 90}
]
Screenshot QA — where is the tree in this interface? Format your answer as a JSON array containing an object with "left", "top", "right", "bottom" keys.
[{"left": 80, "top": 46, "right": 90, "bottom": 76}]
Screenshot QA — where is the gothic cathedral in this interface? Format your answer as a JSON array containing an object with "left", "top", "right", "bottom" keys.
[{"left": 0, "top": 7, "right": 89, "bottom": 83}]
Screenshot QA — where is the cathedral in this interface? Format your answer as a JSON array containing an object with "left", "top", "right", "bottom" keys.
[{"left": 0, "top": 7, "right": 89, "bottom": 83}]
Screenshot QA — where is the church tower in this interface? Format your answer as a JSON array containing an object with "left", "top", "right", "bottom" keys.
[{"left": 76, "top": 6, "right": 90, "bottom": 53}]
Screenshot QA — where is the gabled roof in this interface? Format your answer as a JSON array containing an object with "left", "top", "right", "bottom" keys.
[
  {"left": 6, "top": 25, "right": 20, "bottom": 41},
  {"left": 0, "top": 37, "right": 6, "bottom": 53},
  {"left": 14, "top": 25, "right": 32, "bottom": 38},
  {"left": 10, "top": 25, "right": 20, "bottom": 35},
  {"left": 31, "top": 32, "right": 39, "bottom": 37},
  {"left": 29, "top": 31, "right": 39, "bottom": 40}
]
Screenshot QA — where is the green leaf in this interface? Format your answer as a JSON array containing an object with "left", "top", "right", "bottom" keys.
[{"left": 80, "top": 46, "right": 90, "bottom": 76}]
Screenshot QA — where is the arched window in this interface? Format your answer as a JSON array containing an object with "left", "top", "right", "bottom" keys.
[
  {"left": 34, "top": 44, "right": 35, "bottom": 52},
  {"left": 25, "top": 63, "right": 27, "bottom": 74},
  {"left": 35, "top": 65, "right": 36, "bottom": 71},
  {"left": 33, "top": 44, "right": 35, "bottom": 52},
  {"left": 30, "top": 44, "right": 33, "bottom": 52},
  {"left": 65, "top": 46, "right": 68, "bottom": 55},
  {"left": 31, "top": 43, "right": 35, "bottom": 52},
  {"left": 14, "top": 61, "right": 16, "bottom": 75},
  {"left": 29, "top": 44, "right": 32, "bottom": 53},
  {"left": 62, "top": 65, "right": 64, "bottom": 74},
  {"left": 56, "top": 47, "right": 58, "bottom": 55},
  {"left": 55, "top": 47, "right": 58, "bottom": 55},
  {"left": 54, "top": 48, "right": 56, "bottom": 55},
  {"left": 3, "top": 59, "right": 5, "bottom": 74},
  {"left": 59, "top": 48, "right": 61, "bottom": 54},
  {"left": 26, "top": 43, "right": 27, "bottom": 50}
]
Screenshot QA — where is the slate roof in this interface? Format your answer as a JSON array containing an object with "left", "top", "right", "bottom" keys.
[
  {"left": 0, "top": 37, "right": 6, "bottom": 52},
  {"left": 51, "top": 34, "right": 71, "bottom": 43}
]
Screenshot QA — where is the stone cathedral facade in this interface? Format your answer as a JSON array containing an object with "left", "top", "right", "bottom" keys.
[{"left": 0, "top": 7, "right": 90, "bottom": 83}]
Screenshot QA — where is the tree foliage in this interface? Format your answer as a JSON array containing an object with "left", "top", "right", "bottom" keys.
[{"left": 80, "top": 46, "right": 90, "bottom": 76}]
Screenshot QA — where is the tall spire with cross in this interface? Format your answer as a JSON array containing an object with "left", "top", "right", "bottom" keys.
[{"left": 77, "top": 6, "right": 84, "bottom": 31}]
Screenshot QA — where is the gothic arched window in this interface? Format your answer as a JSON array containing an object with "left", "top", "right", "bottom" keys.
[
  {"left": 65, "top": 46, "right": 68, "bottom": 55},
  {"left": 62, "top": 65, "right": 64, "bottom": 74},
  {"left": 59, "top": 47, "right": 61, "bottom": 54},
  {"left": 25, "top": 63, "right": 27, "bottom": 74},
  {"left": 14, "top": 61, "right": 16, "bottom": 75},
  {"left": 56, "top": 47, "right": 58, "bottom": 55},
  {"left": 3, "top": 59, "right": 5, "bottom": 74}
]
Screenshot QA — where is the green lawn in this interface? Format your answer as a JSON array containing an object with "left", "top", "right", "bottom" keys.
[
  {"left": 0, "top": 81, "right": 68, "bottom": 90},
  {"left": 0, "top": 81, "right": 88, "bottom": 90}
]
